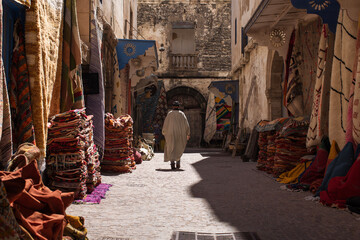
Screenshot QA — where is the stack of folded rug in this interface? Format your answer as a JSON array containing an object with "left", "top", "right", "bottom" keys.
[
  {"left": 46, "top": 109, "right": 101, "bottom": 199},
  {"left": 103, "top": 113, "right": 135, "bottom": 173},
  {"left": 272, "top": 117, "right": 311, "bottom": 177}
]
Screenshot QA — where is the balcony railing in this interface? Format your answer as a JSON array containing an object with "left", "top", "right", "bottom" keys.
[{"left": 169, "top": 53, "right": 198, "bottom": 70}]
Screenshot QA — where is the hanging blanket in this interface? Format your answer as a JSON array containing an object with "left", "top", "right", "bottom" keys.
[
  {"left": 25, "top": 0, "right": 64, "bottom": 158},
  {"left": 85, "top": 0, "right": 105, "bottom": 159},
  {"left": 329, "top": 9, "right": 358, "bottom": 149},
  {"left": 0, "top": 2, "right": 13, "bottom": 169},
  {"left": 348, "top": 15, "right": 360, "bottom": 144},
  {"left": 60, "top": 0, "right": 84, "bottom": 112},
  {"left": 153, "top": 82, "right": 168, "bottom": 144},
  {"left": 307, "top": 25, "right": 331, "bottom": 148},
  {"left": 203, "top": 92, "right": 216, "bottom": 143},
  {"left": 10, "top": 20, "right": 36, "bottom": 150}
]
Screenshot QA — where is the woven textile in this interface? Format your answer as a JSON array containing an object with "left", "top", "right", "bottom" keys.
[
  {"left": 329, "top": 9, "right": 358, "bottom": 149},
  {"left": 103, "top": 113, "right": 134, "bottom": 173},
  {"left": 85, "top": 0, "right": 105, "bottom": 159},
  {"left": 60, "top": 0, "right": 84, "bottom": 112},
  {"left": 46, "top": 109, "right": 101, "bottom": 199},
  {"left": 25, "top": 0, "right": 64, "bottom": 158},
  {"left": 10, "top": 20, "right": 36, "bottom": 150},
  {"left": 0, "top": 2, "right": 13, "bottom": 170},
  {"left": 284, "top": 20, "right": 321, "bottom": 117},
  {"left": 0, "top": 179, "right": 21, "bottom": 239},
  {"left": 347, "top": 15, "right": 360, "bottom": 144},
  {"left": 203, "top": 92, "right": 216, "bottom": 143},
  {"left": 153, "top": 82, "right": 168, "bottom": 144},
  {"left": 307, "top": 25, "right": 332, "bottom": 148}
]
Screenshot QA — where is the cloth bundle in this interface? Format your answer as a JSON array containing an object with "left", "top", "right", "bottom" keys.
[
  {"left": 46, "top": 109, "right": 101, "bottom": 199},
  {"left": 103, "top": 113, "right": 135, "bottom": 173},
  {"left": 272, "top": 117, "right": 311, "bottom": 177}
]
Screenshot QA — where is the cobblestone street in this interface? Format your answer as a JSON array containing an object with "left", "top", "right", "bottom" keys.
[{"left": 66, "top": 149, "right": 360, "bottom": 240}]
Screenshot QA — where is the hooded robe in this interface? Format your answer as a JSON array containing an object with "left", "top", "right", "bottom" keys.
[{"left": 162, "top": 110, "right": 190, "bottom": 162}]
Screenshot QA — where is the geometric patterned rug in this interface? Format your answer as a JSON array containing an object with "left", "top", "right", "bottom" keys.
[{"left": 171, "top": 231, "right": 261, "bottom": 240}]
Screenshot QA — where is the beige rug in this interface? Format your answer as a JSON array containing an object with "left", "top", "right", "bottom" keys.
[
  {"left": 329, "top": 9, "right": 358, "bottom": 149},
  {"left": 25, "top": 0, "right": 64, "bottom": 158}
]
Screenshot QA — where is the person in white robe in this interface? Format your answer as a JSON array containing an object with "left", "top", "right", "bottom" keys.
[{"left": 162, "top": 101, "right": 190, "bottom": 169}]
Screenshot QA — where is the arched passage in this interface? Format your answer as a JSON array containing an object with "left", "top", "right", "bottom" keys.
[
  {"left": 266, "top": 51, "right": 284, "bottom": 120},
  {"left": 166, "top": 86, "right": 207, "bottom": 147}
]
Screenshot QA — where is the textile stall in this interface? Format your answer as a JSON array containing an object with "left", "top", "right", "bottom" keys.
[
  {"left": 46, "top": 109, "right": 101, "bottom": 200},
  {"left": 204, "top": 80, "right": 238, "bottom": 143},
  {"left": 103, "top": 113, "right": 135, "bottom": 173}
]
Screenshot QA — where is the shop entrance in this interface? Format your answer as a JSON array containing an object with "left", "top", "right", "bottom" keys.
[
  {"left": 166, "top": 86, "right": 206, "bottom": 147},
  {"left": 268, "top": 51, "right": 284, "bottom": 120}
]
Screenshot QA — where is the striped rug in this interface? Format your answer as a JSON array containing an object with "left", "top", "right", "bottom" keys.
[
  {"left": 10, "top": 20, "right": 36, "bottom": 150},
  {"left": 85, "top": 0, "right": 105, "bottom": 160},
  {"left": 60, "top": 0, "right": 84, "bottom": 112}
]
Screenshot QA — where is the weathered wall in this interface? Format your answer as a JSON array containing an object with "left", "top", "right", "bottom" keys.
[
  {"left": 138, "top": 0, "right": 231, "bottom": 75},
  {"left": 231, "top": 0, "right": 241, "bottom": 75},
  {"left": 240, "top": 45, "right": 270, "bottom": 129},
  {"left": 102, "top": 0, "right": 137, "bottom": 39},
  {"left": 232, "top": 0, "right": 284, "bottom": 130}
]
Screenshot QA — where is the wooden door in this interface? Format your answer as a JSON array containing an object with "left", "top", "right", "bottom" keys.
[{"left": 184, "top": 109, "right": 202, "bottom": 147}]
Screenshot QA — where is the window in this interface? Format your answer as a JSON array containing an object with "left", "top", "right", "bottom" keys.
[
  {"left": 235, "top": 18, "right": 237, "bottom": 45},
  {"left": 171, "top": 22, "right": 195, "bottom": 54},
  {"left": 129, "top": 9, "right": 133, "bottom": 39},
  {"left": 241, "top": 27, "right": 248, "bottom": 54}
]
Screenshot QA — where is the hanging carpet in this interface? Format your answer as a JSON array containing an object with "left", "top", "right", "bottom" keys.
[{"left": 329, "top": 9, "right": 358, "bottom": 149}]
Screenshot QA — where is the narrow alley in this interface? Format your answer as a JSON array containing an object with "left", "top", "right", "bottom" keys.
[{"left": 67, "top": 149, "right": 360, "bottom": 240}]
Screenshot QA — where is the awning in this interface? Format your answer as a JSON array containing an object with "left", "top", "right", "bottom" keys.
[
  {"left": 116, "top": 39, "right": 158, "bottom": 70},
  {"left": 245, "top": 0, "right": 340, "bottom": 35},
  {"left": 208, "top": 80, "right": 239, "bottom": 105}
]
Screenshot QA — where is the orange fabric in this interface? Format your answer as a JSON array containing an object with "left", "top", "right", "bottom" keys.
[{"left": 0, "top": 160, "right": 73, "bottom": 240}]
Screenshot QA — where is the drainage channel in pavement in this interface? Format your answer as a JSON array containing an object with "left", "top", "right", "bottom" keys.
[{"left": 171, "top": 231, "right": 261, "bottom": 240}]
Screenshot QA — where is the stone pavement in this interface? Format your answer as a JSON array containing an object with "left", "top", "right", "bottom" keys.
[{"left": 66, "top": 149, "right": 360, "bottom": 240}]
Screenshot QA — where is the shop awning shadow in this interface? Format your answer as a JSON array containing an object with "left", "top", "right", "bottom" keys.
[{"left": 189, "top": 155, "right": 340, "bottom": 240}]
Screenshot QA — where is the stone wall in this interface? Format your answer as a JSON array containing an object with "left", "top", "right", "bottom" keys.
[{"left": 138, "top": 0, "right": 231, "bottom": 75}]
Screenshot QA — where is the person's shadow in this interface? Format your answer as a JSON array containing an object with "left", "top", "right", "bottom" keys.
[{"left": 155, "top": 168, "right": 185, "bottom": 172}]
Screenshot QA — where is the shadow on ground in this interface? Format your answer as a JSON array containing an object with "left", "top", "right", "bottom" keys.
[{"left": 189, "top": 149, "right": 360, "bottom": 240}]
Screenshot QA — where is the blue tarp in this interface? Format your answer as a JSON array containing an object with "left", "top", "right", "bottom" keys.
[
  {"left": 116, "top": 39, "right": 158, "bottom": 70},
  {"left": 208, "top": 80, "right": 239, "bottom": 103},
  {"left": 291, "top": 0, "right": 340, "bottom": 33}
]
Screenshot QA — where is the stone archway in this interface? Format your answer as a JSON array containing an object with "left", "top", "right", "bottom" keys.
[
  {"left": 166, "top": 86, "right": 207, "bottom": 147},
  {"left": 266, "top": 51, "right": 284, "bottom": 120}
]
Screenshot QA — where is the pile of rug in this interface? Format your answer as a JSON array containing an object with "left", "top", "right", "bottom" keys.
[
  {"left": 103, "top": 113, "right": 135, "bottom": 173},
  {"left": 272, "top": 117, "right": 312, "bottom": 177},
  {"left": 255, "top": 118, "right": 289, "bottom": 171},
  {"left": 46, "top": 109, "right": 101, "bottom": 199},
  {"left": 264, "top": 132, "right": 278, "bottom": 173}
]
